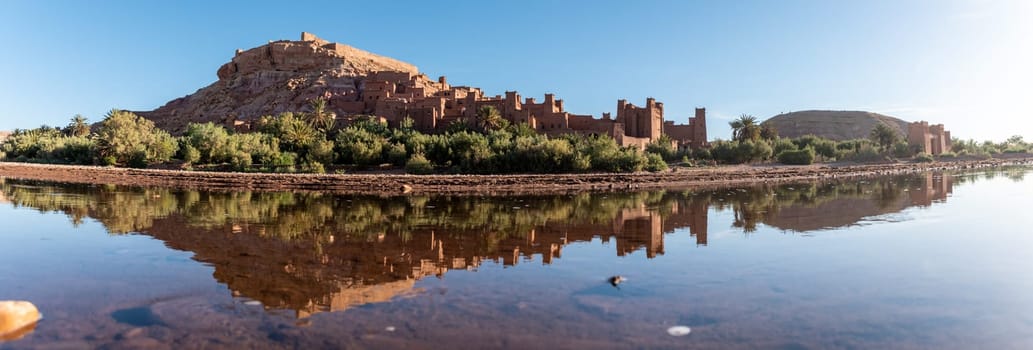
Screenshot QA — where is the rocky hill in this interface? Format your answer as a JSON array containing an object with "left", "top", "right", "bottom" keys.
[
  {"left": 137, "top": 32, "right": 418, "bottom": 134},
  {"left": 762, "top": 110, "right": 910, "bottom": 141}
]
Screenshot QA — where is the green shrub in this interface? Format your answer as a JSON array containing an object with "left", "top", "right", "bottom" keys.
[
  {"left": 1004, "top": 146, "right": 1027, "bottom": 154},
  {"left": 300, "top": 161, "right": 325, "bottom": 174},
  {"left": 691, "top": 147, "right": 711, "bottom": 160},
  {"left": 183, "top": 122, "right": 230, "bottom": 163},
  {"left": 306, "top": 140, "right": 335, "bottom": 165},
  {"left": 127, "top": 150, "right": 148, "bottom": 169},
  {"left": 335, "top": 127, "right": 387, "bottom": 167},
  {"left": 571, "top": 153, "right": 592, "bottom": 172},
  {"left": 258, "top": 113, "right": 320, "bottom": 153},
  {"left": 644, "top": 153, "right": 668, "bottom": 172},
  {"left": 772, "top": 138, "right": 797, "bottom": 156},
  {"left": 710, "top": 140, "right": 772, "bottom": 164},
  {"left": 892, "top": 141, "right": 913, "bottom": 158},
  {"left": 181, "top": 145, "right": 201, "bottom": 164},
  {"left": 842, "top": 144, "right": 882, "bottom": 162},
  {"left": 230, "top": 150, "right": 252, "bottom": 170},
  {"left": 266, "top": 152, "right": 297, "bottom": 170},
  {"left": 386, "top": 142, "right": 408, "bottom": 166},
  {"left": 813, "top": 139, "right": 837, "bottom": 158},
  {"left": 776, "top": 148, "right": 816, "bottom": 165},
  {"left": 645, "top": 134, "right": 677, "bottom": 161},
  {"left": 913, "top": 152, "right": 935, "bottom": 163},
  {"left": 95, "top": 110, "right": 176, "bottom": 165},
  {"left": 405, "top": 153, "right": 435, "bottom": 174}
]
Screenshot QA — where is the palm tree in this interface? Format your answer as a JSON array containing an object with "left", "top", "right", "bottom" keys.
[
  {"left": 306, "top": 97, "right": 336, "bottom": 133},
  {"left": 65, "top": 114, "right": 91, "bottom": 137},
  {"left": 869, "top": 123, "right": 899, "bottom": 152},
  {"left": 475, "top": 105, "right": 504, "bottom": 131},
  {"left": 729, "top": 114, "right": 760, "bottom": 142}
]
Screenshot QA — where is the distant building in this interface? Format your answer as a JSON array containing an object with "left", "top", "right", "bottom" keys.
[{"left": 907, "top": 121, "right": 951, "bottom": 155}]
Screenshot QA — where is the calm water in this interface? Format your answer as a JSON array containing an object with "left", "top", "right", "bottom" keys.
[{"left": 1, "top": 167, "right": 1032, "bottom": 349}]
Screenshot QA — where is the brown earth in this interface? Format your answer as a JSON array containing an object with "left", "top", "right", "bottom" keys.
[
  {"left": 2, "top": 158, "right": 1030, "bottom": 196},
  {"left": 762, "top": 110, "right": 910, "bottom": 140},
  {"left": 136, "top": 33, "right": 419, "bottom": 134}
]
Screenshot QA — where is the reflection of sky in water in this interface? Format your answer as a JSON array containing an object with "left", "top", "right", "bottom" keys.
[{"left": 0, "top": 168, "right": 1031, "bottom": 349}]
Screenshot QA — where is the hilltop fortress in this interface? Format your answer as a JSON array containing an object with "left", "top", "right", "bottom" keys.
[{"left": 141, "top": 32, "right": 707, "bottom": 149}]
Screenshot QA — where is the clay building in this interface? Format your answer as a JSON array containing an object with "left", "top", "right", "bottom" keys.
[
  {"left": 142, "top": 32, "right": 708, "bottom": 149},
  {"left": 289, "top": 33, "right": 708, "bottom": 150},
  {"left": 908, "top": 121, "right": 952, "bottom": 155}
]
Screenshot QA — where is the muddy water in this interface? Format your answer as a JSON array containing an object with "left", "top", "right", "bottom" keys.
[{"left": 1, "top": 167, "right": 1031, "bottom": 349}]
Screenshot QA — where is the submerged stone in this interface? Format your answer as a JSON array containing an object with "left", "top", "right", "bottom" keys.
[
  {"left": 0, "top": 300, "right": 41, "bottom": 341},
  {"left": 666, "top": 325, "right": 691, "bottom": 336}
]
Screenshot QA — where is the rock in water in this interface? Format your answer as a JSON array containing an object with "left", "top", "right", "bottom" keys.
[
  {"left": 666, "top": 325, "right": 691, "bottom": 336},
  {"left": 0, "top": 301, "right": 41, "bottom": 341}
]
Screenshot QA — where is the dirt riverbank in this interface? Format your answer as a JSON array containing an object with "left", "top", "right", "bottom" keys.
[{"left": 1, "top": 158, "right": 1030, "bottom": 196}]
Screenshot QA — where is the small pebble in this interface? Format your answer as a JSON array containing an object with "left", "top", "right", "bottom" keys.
[
  {"left": 244, "top": 300, "right": 262, "bottom": 306},
  {"left": 667, "top": 325, "right": 692, "bottom": 336},
  {"left": 385, "top": 326, "right": 396, "bottom": 332}
]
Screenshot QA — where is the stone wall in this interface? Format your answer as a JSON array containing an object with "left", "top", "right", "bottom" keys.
[{"left": 664, "top": 108, "right": 707, "bottom": 149}]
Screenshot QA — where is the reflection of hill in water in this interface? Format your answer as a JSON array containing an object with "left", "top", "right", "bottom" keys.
[
  {"left": 761, "top": 173, "right": 953, "bottom": 232},
  {"left": 0, "top": 170, "right": 976, "bottom": 317}
]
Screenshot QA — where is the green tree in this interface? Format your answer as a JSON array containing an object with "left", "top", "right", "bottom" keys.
[
  {"left": 729, "top": 114, "right": 761, "bottom": 142},
  {"left": 65, "top": 114, "right": 91, "bottom": 137},
  {"left": 94, "top": 110, "right": 176, "bottom": 166},
  {"left": 760, "top": 124, "right": 778, "bottom": 141},
  {"left": 869, "top": 123, "right": 899, "bottom": 152},
  {"left": 306, "top": 97, "right": 336, "bottom": 133},
  {"left": 475, "top": 105, "right": 505, "bottom": 131},
  {"left": 183, "top": 122, "right": 231, "bottom": 163},
  {"left": 645, "top": 134, "right": 676, "bottom": 160}
]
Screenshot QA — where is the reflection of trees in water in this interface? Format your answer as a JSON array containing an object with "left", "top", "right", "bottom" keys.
[
  {"left": 0, "top": 170, "right": 981, "bottom": 316},
  {"left": 0, "top": 180, "right": 666, "bottom": 243},
  {"left": 938, "top": 166, "right": 1028, "bottom": 187},
  {"left": 0, "top": 171, "right": 967, "bottom": 243}
]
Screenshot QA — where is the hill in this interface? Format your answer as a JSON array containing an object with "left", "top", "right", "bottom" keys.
[
  {"left": 762, "top": 110, "right": 910, "bottom": 141},
  {"left": 137, "top": 32, "right": 418, "bottom": 134}
]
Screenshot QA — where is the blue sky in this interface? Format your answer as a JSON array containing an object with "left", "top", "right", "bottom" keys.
[{"left": 1, "top": 0, "right": 1030, "bottom": 141}]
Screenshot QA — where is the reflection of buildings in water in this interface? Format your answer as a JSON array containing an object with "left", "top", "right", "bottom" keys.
[
  {"left": 133, "top": 200, "right": 712, "bottom": 318},
  {"left": 295, "top": 279, "right": 417, "bottom": 319},
  {"left": 662, "top": 199, "right": 710, "bottom": 246},
  {"left": 908, "top": 173, "right": 953, "bottom": 207}
]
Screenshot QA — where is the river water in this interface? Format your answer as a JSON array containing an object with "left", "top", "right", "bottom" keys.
[{"left": 1, "top": 167, "right": 1031, "bottom": 349}]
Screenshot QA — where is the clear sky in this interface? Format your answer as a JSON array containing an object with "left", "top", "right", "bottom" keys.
[{"left": 1, "top": 0, "right": 1030, "bottom": 141}]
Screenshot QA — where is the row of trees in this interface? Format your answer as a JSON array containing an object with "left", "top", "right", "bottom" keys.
[
  {"left": 3, "top": 106, "right": 1030, "bottom": 171},
  {"left": 718, "top": 114, "right": 1033, "bottom": 165},
  {"left": 0, "top": 104, "right": 668, "bottom": 174},
  {"left": 0, "top": 110, "right": 176, "bottom": 167}
]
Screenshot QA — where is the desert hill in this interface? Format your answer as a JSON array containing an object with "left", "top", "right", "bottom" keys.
[
  {"left": 762, "top": 110, "right": 910, "bottom": 141},
  {"left": 137, "top": 32, "right": 418, "bottom": 134}
]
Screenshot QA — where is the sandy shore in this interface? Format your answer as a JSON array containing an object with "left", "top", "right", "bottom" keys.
[{"left": 1, "top": 158, "right": 1030, "bottom": 196}]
